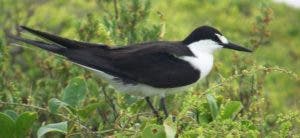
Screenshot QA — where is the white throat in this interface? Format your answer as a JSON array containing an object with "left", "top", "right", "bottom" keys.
[
  {"left": 180, "top": 40, "right": 222, "bottom": 80},
  {"left": 187, "top": 39, "right": 222, "bottom": 54}
]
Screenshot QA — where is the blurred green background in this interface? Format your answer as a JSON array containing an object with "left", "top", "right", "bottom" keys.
[{"left": 0, "top": 0, "right": 299, "bottom": 137}]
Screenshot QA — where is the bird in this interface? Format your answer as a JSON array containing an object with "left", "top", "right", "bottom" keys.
[{"left": 10, "top": 25, "right": 252, "bottom": 119}]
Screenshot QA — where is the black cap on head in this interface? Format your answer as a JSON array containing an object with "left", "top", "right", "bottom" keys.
[{"left": 183, "top": 26, "right": 222, "bottom": 44}]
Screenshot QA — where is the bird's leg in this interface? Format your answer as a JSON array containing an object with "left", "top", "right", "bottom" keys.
[
  {"left": 160, "top": 97, "right": 169, "bottom": 118},
  {"left": 145, "top": 97, "right": 160, "bottom": 119}
]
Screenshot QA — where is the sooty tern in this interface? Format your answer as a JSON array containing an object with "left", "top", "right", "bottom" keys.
[{"left": 10, "top": 25, "right": 252, "bottom": 119}]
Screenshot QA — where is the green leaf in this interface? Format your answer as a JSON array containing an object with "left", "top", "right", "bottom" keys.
[
  {"left": 15, "top": 112, "right": 38, "bottom": 138},
  {"left": 197, "top": 112, "right": 212, "bottom": 124},
  {"left": 86, "top": 79, "right": 99, "bottom": 96},
  {"left": 37, "top": 121, "right": 68, "bottom": 138},
  {"left": 142, "top": 124, "right": 166, "bottom": 138},
  {"left": 78, "top": 103, "right": 101, "bottom": 119},
  {"left": 220, "top": 101, "right": 243, "bottom": 120},
  {"left": 48, "top": 98, "right": 69, "bottom": 114},
  {"left": 0, "top": 112, "right": 15, "bottom": 138},
  {"left": 4, "top": 110, "right": 18, "bottom": 121},
  {"left": 163, "top": 118, "right": 176, "bottom": 138},
  {"left": 62, "top": 77, "right": 87, "bottom": 107},
  {"left": 206, "top": 94, "right": 219, "bottom": 119}
]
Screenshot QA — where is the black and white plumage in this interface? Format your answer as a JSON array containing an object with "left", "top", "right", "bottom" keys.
[{"left": 10, "top": 25, "right": 252, "bottom": 118}]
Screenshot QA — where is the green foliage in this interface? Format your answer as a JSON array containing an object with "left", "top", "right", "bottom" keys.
[
  {"left": 0, "top": 38, "right": 3, "bottom": 68},
  {"left": 163, "top": 119, "right": 177, "bottom": 138},
  {"left": 206, "top": 94, "right": 219, "bottom": 119},
  {"left": 62, "top": 76, "right": 87, "bottom": 107},
  {"left": 142, "top": 124, "right": 166, "bottom": 138},
  {"left": 37, "top": 121, "right": 68, "bottom": 138},
  {"left": 0, "top": 112, "right": 37, "bottom": 138},
  {"left": 48, "top": 98, "right": 70, "bottom": 114},
  {"left": 220, "top": 101, "right": 243, "bottom": 120},
  {"left": 3, "top": 110, "right": 18, "bottom": 120},
  {"left": 0, "top": 112, "right": 15, "bottom": 138},
  {"left": 15, "top": 112, "right": 38, "bottom": 138},
  {"left": 0, "top": 0, "right": 299, "bottom": 137},
  {"left": 101, "top": 0, "right": 162, "bottom": 44},
  {"left": 77, "top": 103, "right": 101, "bottom": 119}
]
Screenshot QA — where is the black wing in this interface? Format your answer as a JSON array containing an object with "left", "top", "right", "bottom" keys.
[
  {"left": 63, "top": 42, "right": 200, "bottom": 88},
  {"left": 111, "top": 50, "right": 200, "bottom": 88},
  {"left": 10, "top": 26, "right": 200, "bottom": 88}
]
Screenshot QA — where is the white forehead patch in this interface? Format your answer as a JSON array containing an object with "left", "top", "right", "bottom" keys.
[{"left": 215, "top": 33, "right": 229, "bottom": 44}]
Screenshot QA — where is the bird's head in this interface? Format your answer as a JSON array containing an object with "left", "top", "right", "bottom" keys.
[{"left": 183, "top": 26, "right": 252, "bottom": 54}]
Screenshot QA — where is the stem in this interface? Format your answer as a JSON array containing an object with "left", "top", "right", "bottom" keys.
[
  {"left": 113, "top": 0, "right": 119, "bottom": 20},
  {"left": 102, "top": 87, "right": 118, "bottom": 119}
]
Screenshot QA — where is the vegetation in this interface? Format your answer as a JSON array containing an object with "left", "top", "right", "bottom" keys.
[{"left": 0, "top": 0, "right": 299, "bottom": 137}]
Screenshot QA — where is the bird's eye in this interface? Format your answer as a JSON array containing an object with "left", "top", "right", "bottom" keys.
[{"left": 215, "top": 34, "right": 229, "bottom": 44}]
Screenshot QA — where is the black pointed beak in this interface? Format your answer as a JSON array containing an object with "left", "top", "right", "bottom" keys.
[{"left": 221, "top": 42, "right": 252, "bottom": 52}]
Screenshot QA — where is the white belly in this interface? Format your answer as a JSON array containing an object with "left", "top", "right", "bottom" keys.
[
  {"left": 111, "top": 81, "right": 192, "bottom": 97},
  {"left": 98, "top": 71, "right": 198, "bottom": 97},
  {"left": 77, "top": 64, "right": 195, "bottom": 97}
]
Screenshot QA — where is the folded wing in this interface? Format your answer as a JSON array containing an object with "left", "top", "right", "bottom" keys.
[{"left": 11, "top": 26, "right": 200, "bottom": 88}]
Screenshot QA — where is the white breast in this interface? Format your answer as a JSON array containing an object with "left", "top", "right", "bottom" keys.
[
  {"left": 180, "top": 39, "right": 219, "bottom": 80},
  {"left": 180, "top": 53, "right": 213, "bottom": 79}
]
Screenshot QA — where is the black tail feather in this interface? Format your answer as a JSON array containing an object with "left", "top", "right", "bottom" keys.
[
  {"left": 20, "top": 26, "right": 109, "bottom": 49},
  {"left": 20, "top": 26, "right": 83, "bottom": 48},
  {"left": 8, "top": 34, "right": 66, "bottom": 54}
]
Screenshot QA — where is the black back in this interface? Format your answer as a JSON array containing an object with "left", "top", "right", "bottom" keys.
[{"left": 182, "top": 26, "right": 222, "bottom": 44}]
